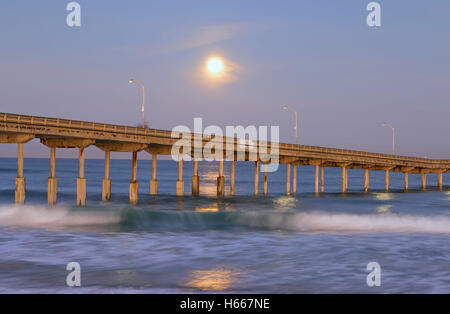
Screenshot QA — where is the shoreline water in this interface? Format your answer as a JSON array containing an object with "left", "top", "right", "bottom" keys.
[{"left": 0, "top": 158, "right": 449, "bottom": 293}]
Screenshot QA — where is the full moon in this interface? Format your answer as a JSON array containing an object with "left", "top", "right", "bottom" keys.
[{"left": 207, "top": 58, "right": 224, "bottom": 74}]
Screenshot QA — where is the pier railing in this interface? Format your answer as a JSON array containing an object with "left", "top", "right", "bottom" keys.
[{"left": 2, "top": 112, "right": 450, "bottom": 167}]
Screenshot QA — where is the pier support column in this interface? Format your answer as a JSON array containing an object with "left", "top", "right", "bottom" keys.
[
  {"left": 217, "top": 160, "right": 225, "bottom": 197},
  {"left": 320, "top": 166, "right": 325, "bottom": 193},
  {"left": 230, "top": 161, "right": 235, "bottom": 196},
  {"left": 286, "top": 164, "right": 291, "bottom": 196},
  {"left": 385, "top": 170, "right": 390, "bottom": 192},
  {"left": 254, "top": 161, "right": 259, "bottom": 196},
  {"left": 15, "top": 143, "right": 25, "bottom": 204},
  {"left": 176, "top": 154, "right": 184, "bottom": 196},
  {"left": 404, "top": 172, "right": 409, "bottom": 191},
  {"left": 315, "top": 165, "right": 320, "bottom": 194},
  {"left": 150, "top": 154, "right": 158, "bottom": 195},
  {"left": 364, "top": 169, "right": 370, "bottom": 192},
  {"left": 437, "top": 173, "right": 443, "bottom": 190},
  {"left": 341, "top": 167, "right": 348, "bottom": 193},
  {"left": 102, "top": 151, "right": 111, "bottom": 201},
  {"left": 292, "top": 165, "right": 297, "bottom": 195},
  {"left": 263, "top": 164, "right": 268, "bottom": 196},
  {"left": 422, "top": 173, "right": 427, "bottom": 190},
  {"left": 48, "top": 147, "right": 57, "bottom": 205},
  {"left": 129, "top": 152, "right": 138, "bottom": 205},
  {"left": 76, "top": 148, "right": 86, "bottom": 206},
  {"left": 192, "top": 159, "right": 199, "bottom": 196}
]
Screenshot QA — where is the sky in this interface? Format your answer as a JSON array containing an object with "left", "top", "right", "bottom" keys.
[{"left": 0, "top": 0, "right": 449, "bottom": 159}]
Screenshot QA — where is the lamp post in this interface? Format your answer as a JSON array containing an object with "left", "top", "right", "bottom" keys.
[
  {"left": 129, "top": 79, "right": 146, "bottom": 128},
  {"left": 283, "top": 105, "right": 298, "bottom": 144},
  {"left": 382, "top": 122, "right": 395, "bottom": 155},
  {"left": 283, "top": 105, "right": 299, "bottom": 195}
]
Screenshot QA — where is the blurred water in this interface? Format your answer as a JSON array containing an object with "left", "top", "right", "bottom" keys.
[{"left": 0, "top": 157, "right": 449, "bottom": 293}]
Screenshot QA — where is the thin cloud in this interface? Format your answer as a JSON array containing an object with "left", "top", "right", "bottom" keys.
[{"left": 149, "top": 21, "right": 281, "bottom": 56}]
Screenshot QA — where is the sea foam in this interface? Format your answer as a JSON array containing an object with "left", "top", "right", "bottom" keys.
[
  {"left": 0, "top": 204, "right": 120, "bottom": 230},
  {"left": 237, "top": 211, "right": 450, "bottom": 234}
]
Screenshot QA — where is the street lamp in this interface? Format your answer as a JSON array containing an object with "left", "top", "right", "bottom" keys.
[
  {"left": 129, "top": 79, "right": 146, "bottom": 128},
  {"left": 283, "top": 105, "right": 298, "bottom": 144},
  {"left": 382, "top": 122, "right": 395, "bottom": 155}
]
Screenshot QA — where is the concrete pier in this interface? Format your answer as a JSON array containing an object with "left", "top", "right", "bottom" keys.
[
  {"left": 385, "top": 170, "right": 390, "bottom": 191},
  {"left": 15, "top": 143, "right": 25, "bottom": 204},
  {"left": 76, "top": 148, "right": 86, "bottom": 206},
  {"left": 48, "top": 147, "right": 57, "bottom": 205},
  {"left": 364, "top": 169, "right": 370, "bottom": 192},
  {"left": 150, "top": 154, "right": 158, "bottom": 195},
  {"left": 176, "top": 154, "right": 184, "bottom": 196},
  {"left": 404, "top": 172, "right": 409, "bottom": 191},
  {"left": 286, "top": 164, "right": 291, "bottom": 196},
  {"left": 102, "top": 151, "right": 111, "bottom": 201},
  {"left": 230, "top": 161, "right": 235, "bottom": 196},
  {"left": 129, "top": 152, "right": 138, "bottom": 205},
  {"left": 292, "top": 165, "right": 297, "bottom": 195},
  {"left": 217, "top": 160, "right": 225, "bottom": 196},
  {"left": 254, "top": 161, "right": 259, "bottom": 196},
  {"left": 2, "top": 112, "right": 450, "bottom": 203},
  {"left": 192, "top": 159, "right": 199, "bottom": 196}
]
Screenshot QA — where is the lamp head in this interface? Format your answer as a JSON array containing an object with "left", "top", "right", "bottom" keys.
[
  {"left": 283, "top": 105, "right": 288, "bottom": 110},
  {"left": 129, "top": 79, "right": 135, "bottom": 84}
]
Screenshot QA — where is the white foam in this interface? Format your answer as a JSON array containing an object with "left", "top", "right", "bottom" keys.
[
  {"left": 238, "top": 211, "right": 450, "bottom": 234},
  {"left": 1, "top": 205, "right": 449, "bottom": 234},
  {"left": 0, "top": 204, "right": 120, "bottom": 229}
]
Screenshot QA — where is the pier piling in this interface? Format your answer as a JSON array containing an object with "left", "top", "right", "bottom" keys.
[
  {"left": 422, "top": 173, "right": 427, "bottom": 190},
  {"left": 286, "top": 164, "right": 291, "bottom": 196},
  {"left": 385, "top": 170, "right": 390, "bottom": 192},
  {"left": 102, "top": 151, "right": 111, "bottom": 201},
  {"left": 217, "top": 160, "right": 225, "bottom": 196},
  {"left": 438, "top": 173, "right": 443, "bottom": 190},
  {"left": 15, "top": 143, "right": 25, "bottom": 204},
  {"left": 48, "top": 147, "right": 57, "bottom": 205},
  {"left": 292, "top": 165, "right": 297, "bottom": 195},
  {"left": 315, "top": 165, "right": 319, "bottom": 194},
  {"left": 76, "top": 148, "right": 86, "bottom": 206},
  {"left": 364, "top": 169, "right": 370, "bottom": 192},
  {"left": 129, "top": 152, "right": 138, "bottom": 205},
  {"left": 341, "top": 166, "right": 348, "bottom": 193},
  {"left": 176, "top": 154, "right": 184, "bottom": 196},
  {"left": 192, "top": 158, "right": 199, "bottom": 196},
  {"left": 150, "top": 154, "right": 158, "bottom": 195},
  {"left": 320, "top": 166, "right": 325, "bottom": 193},
  {"left": 254, "top": 161, "right": 259, "bottom": 196},
  {"left": 230, "top": 161, "right": 235, "bottom": 196},
  {"left": 263, "top": 163, "right": 268, "bottom": 196}
]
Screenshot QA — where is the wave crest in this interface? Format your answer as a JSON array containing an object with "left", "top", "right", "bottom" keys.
[
  {"left": 238, "top": 211, "right": 450, "bottom": 234},
  {"left": 0, "top": 205, "right": 120, "bottom": 230},
  {"left": 0, "top": 205, "right": 449, "bottom": 234}
]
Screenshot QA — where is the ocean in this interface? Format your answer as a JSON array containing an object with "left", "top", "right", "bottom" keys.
[{"left": 0, "top": 157, "right": 449, "bottom": 293}]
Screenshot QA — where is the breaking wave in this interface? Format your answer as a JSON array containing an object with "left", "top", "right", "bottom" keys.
[
  {"left": 0, "top": 204, "right": 449, "bottom": 234},
  {"left": 236, "top": 211, "right": 450, "bottom": 234},
  {"left": 0, "top": 205, "right": 120, "bottom": 230}
]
